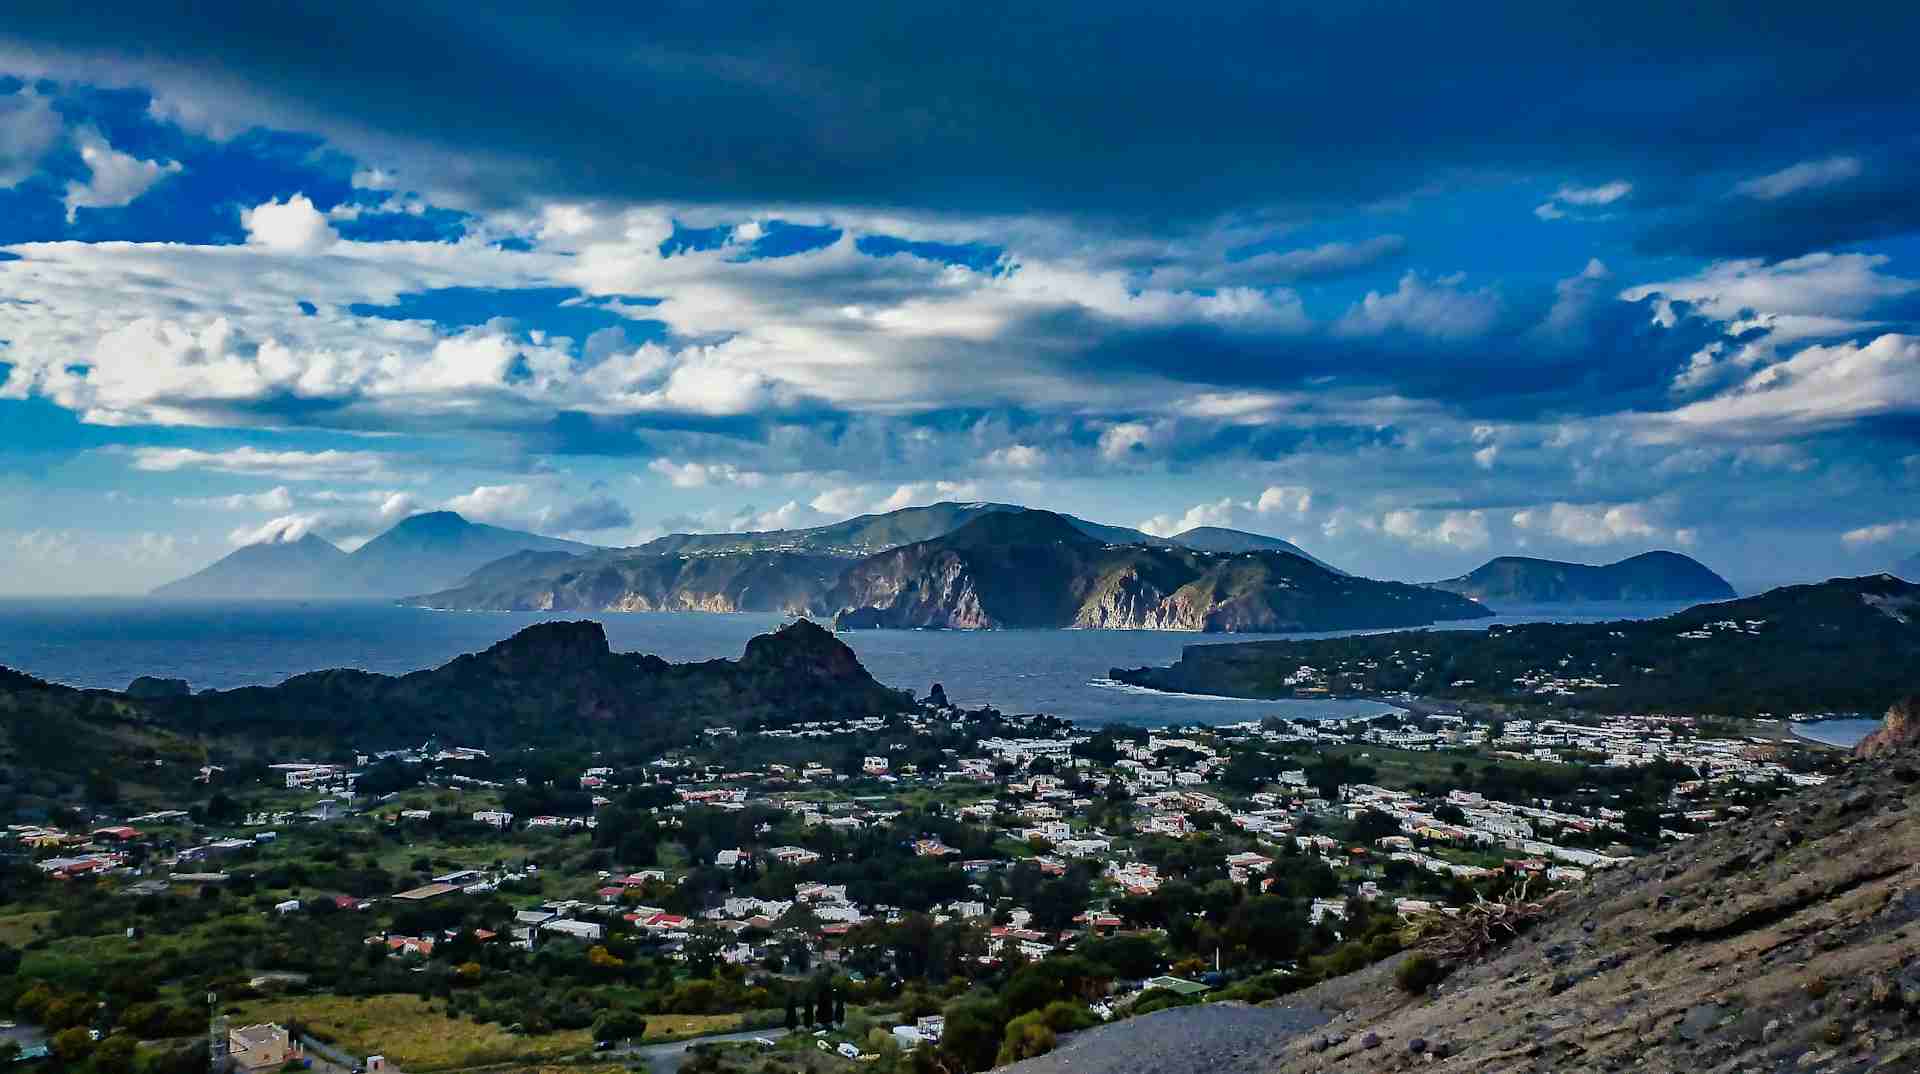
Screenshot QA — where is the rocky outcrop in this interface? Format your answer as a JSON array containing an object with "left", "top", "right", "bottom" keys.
[
  {"left": 410, "top": 550, "right": 849, "bottom": 614},
  {"left": 125, "top": 675, "right": 192, "bottom": 699},
  {"left": 1856, "top": 694, "right": 1920, "bottom": 758}
]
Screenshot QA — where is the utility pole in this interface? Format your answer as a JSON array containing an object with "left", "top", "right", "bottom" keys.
[{"left": 208, "top": 992, "right": 230, "bottom": 1074}]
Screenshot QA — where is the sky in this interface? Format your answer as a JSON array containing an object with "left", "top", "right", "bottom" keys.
[{"left": 2, "top": 3, "right": 1919, "bottom": 595}]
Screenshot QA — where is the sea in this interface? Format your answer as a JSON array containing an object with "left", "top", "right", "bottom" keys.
[{"left": 0, "top": 598, "right": 1883, "bottom": 740}]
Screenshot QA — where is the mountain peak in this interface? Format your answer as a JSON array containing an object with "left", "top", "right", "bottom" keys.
[
  {"left": 386, "top": 510, "right": 472, "bottom": 534},
  {"left": 1431, "top": 550, "right": 1735, "bottom": 604},
  {"left": 933, "top": 508, "right": 1096, "bottom": 548},
  {"left": 477, "top": 620, "right": 611, "bottom": 669}
]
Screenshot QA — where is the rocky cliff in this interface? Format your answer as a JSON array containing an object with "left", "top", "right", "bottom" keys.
[
  {"left": 828, "top": 511, "right": 1489, "bottom": 632},
  {"left": 409, "top": 549, "right": 848, "bottom": 614}
]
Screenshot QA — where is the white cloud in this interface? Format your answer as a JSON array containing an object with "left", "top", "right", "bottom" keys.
[
  {"left": 646, "top": 459, "right": 765, "bottom": 488},
  {"left": 176, "top": 485, "right": 295, "bottom": 511},
  {"left": 1734, "top": 156, "right": 1862, "bottom": 200},
  {"left": 809, "top": 486, "right": 870, "bottom": 517},
  {"left": 1511, "top": 502, "right": 1660, "bottom": 546},
  {"left": 242, "top": 193, "right": 338, "bottom": 253},
  {"left": 1652, "top": 333, "right": 1920, "bottom": 437},
  {"left": 985, "top": 443, "right": 1045, "bottom": 470},
  {"left": 1381, "top": 508, "right": 1489, "bottom": 550},
  {"left": 1534, "top": 179, "right": 1632, "bottom": 220},
  {"left": 1841, "top": 519, "right": 1920, "bottom": 546},
  {"left": 874, "top": 480, "right": 981, "bottom": 512},
  {"left": 62, "top": 128, "right": 181, "bottom": 222},
  {"left": 127, "top": 446, "right": 398, "bottom": 481},
  {"left": 1624, "top": 252, "right": 1917, "bottom": 322},
  {"left": 1141, "top": 485, "right": 1316, "bottom": 537},
  {"left": 228, "top": 514, "right": 322, "bottom": 546},
  {"left": 1336, "top": 272, "right": 1501, "bottom": 339},
  {"left": 1097, "top": 421, "right": 1166, "bottom": 460},
  {"left": 444, "top": 483, "right": 532, "bottom": 524},
  {"left": 1255, "top": 485, "right": 1312, "bottom": 515},
  {"left": 0, "top": 86, "right": 60, "bottom": 188}
]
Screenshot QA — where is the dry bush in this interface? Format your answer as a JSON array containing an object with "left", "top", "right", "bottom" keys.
[{"left": 1400, "top": 879, "right": 1565, "bottom": 963}]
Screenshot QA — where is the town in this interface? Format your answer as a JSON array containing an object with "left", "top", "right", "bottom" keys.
[{"left": 0, "top": 684, "right": 1842, "bottom": 1074}]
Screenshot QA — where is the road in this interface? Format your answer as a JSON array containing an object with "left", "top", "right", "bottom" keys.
[{"left": 618, "top": 1026, "right": 789, "bottom": 1074}]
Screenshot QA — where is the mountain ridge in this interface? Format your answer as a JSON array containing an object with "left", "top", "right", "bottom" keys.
[{"left": 827, "top": 510, "right": 1488, "bottom": 632}]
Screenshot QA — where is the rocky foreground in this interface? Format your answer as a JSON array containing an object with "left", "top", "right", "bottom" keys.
[{"left": 1263, "top": 739, "right": 1920, "bottom": 1073}]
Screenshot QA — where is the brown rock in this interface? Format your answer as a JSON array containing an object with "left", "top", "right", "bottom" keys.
[{"left": 1856, "top": 695, "right": 1920, "bottom": 758}]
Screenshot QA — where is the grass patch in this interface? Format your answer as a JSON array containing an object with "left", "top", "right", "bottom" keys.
[
  {"left": 0, "top": 910, "right": 56, "bottom": 946},
  {"left": 228, "top": 993, "right": 590, "bottom": 1071}
]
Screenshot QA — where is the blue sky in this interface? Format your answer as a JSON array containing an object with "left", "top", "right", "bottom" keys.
[{"left": 2, "top": 4, "right": 1919, "bottom": 594}]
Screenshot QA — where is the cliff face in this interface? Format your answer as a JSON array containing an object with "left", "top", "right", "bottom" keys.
[
  {"left": 409, "top": 550, "right": 850, "bottom": 614},
  {"left": 829, "top": 511, "right": 1490, "bottom": 633},
  {"left": 1856, "top": 695, "right": 1920, "bottom": 758}
]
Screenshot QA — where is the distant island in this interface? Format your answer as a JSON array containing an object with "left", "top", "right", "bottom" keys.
[
  {"left": 1113, "top": 573, "right": 1920, "bottom": 716},
  {"left": 152, "top": 511, "right": 590, "bottom": 600},
  {"left": 827, "top": 510, "right": 1487, "bottom": 632},
  {"left": 1425, "top": 550, "right": 1735, "bottom": 605},
  {"left": 0, "top": 618, "right": 910, "bottom": 791}
]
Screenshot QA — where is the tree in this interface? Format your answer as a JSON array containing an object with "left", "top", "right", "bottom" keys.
[
  {"left": 92, "top": 1035, "right": 138, "bottom": 1074},
  {"left": 592, "top": 1010, "right": 648, "bottom": 1044},
  {"left": 784, "top": 994, "right": 798, "bottom": 1031},
  {"left": 995, "top": 1012, "right": 1056, "bottom": 1065},
  {"left": 49, "top": 1027, "right": 94, "bottom": 1065},
  {"left": 833, "top": 989, "right": 846, "bottom": 1025},
  {"left": 813, "top": 981, "right": 832, "bottom": 1027},
  {"left": 939, "top": 997, "right": 1007, "bottom": 1073}
]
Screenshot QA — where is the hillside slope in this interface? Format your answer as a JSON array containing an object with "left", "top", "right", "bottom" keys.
[
  {"left": 828, "top": 511, "right": 1487, "bottom": 632},
  {"left": 1428, "top": 550, "right": 1735, "bottom": 604},
  {"left": 1114, "top": 574, "right": 1920, "bottom": 715},
  {"left": 409, "top": 549, "right": 847, "bottom": 613},
  {"left": 1170, "top": 526, "right": 1345, "bottom": 574},
  {"left": 1263, "top": 741, "right": 1920, "bottom": 1074}
]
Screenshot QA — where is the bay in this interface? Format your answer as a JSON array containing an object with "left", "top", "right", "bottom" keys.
[{"left": 0, "top": 598, "right": 1700, "bottom": 728}]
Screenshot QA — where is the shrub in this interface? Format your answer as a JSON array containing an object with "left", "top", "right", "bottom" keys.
[
  {"left": 995, "top": 1012, "right": 1058, "bottom": 1065},
  {"left": 1400, "top": 879, "right": 1562, "bottom": 963},
  {"left": 1395, "top": 953, "right": 1444, "bottom": 994}
]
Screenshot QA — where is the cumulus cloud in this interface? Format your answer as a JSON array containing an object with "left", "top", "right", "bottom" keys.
[
  {"left": 62, "top": 127, "right": 180, "bottom": 221},
  {"left": 242, "top": 193, "right": 338, "bottom": 252},
  {"left": 1653, "top": 333, "right": 1920, "bottom": 437},
  {"left": 1510, "top": 502, "right": 1660, "bottom": 545},
  {"left": 1139, "top": 486, "right": 1314, "bottom": 538},
  {"left": 984, "top": 443, "right": 1046, "bottom": 470},
  {"left": 127, "top": 446, "right": 398, "bottom": 480},
  {"left": 1380, "top": 508, "right": 1489, "bottom": 550},
  {"left": 1534, "top": 179, "right": 1631, "bottom": 220},
  {"left": 647, "top": 459, "right": 765, "bottom": 488},
  {"left": 1336, "top": 272, "right": 1501, "bottom": 339},
  {"left": 1734, "top": 156, "right": 1862, "bottom": 200},
  {"left": 443, "top": 483, "right": 532, "bottom": 525},
  {"left": 0, "top": 85, "right": 60, "bottom": 188},
  {"left": 1097, "top": 421, "right": 1166, "bottom": 461},
  {"left": 874, "top": 480, "right": 981, "bottom": 512}
]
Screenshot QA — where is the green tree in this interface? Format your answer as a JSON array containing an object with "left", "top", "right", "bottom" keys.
[{"left": 939, "top": 997, "right": 1007, "bottom": 1073}]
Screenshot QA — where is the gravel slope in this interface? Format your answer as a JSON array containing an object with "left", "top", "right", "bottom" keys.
[{"left": 994, "top": 1002, "right": 1327, "bottom": 1074}]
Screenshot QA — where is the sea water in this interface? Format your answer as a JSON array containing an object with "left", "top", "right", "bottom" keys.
[{"left": 0, "top": 598, "right": 1728, "bottom": 729}]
